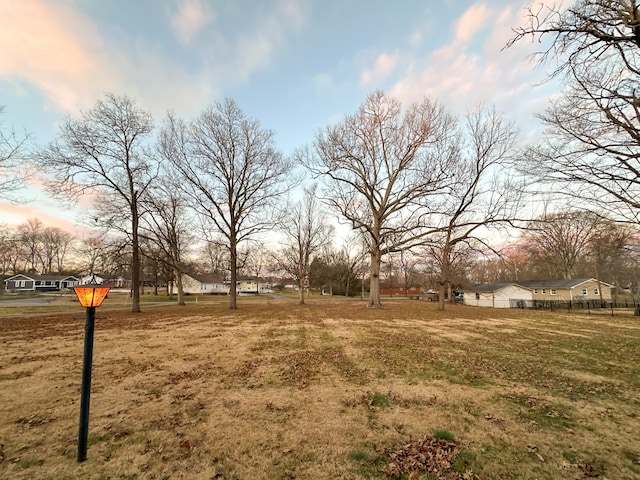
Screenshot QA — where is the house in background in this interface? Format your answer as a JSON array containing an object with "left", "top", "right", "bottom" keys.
[
  {"left": 517, "top": 278, "right": 613, "bottom": 302},
  {"left": 236, "top": 277, "right": 273, "bottom": 294},
  {"left": 465, "top": 278, "right": 614, "bottom": 308},
  {"left": 465, "top": 282, "right": 532, "bottom": 308},
  {"left": 4, "top": 274, "right": 80, "bottom": 293},
  {"left": 181, "top": 273, "right": 229, "bottom": 295}
]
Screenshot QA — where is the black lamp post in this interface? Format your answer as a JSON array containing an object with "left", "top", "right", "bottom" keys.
[{"left": 73, "top": 281, "right": 110, "bottom": 462}]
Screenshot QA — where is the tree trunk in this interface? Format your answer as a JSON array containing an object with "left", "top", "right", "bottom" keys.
[
  {"left": 298, "top": 275, "right": 305, "bottom": 305},
  {"left": 131, "top": 228, "right": 141, "bottom": 313},
  {"left": 437, "top": 245, "right": 451, "bottom": 311},
  {"left": 229, "top": 235, "right": 238, "bottom": 310},
  {"left": 368, "top": 248, "right": 382, "bottom": 308},
  {"left": 437, "top": 281, "right": 446, "bottom": 311},
  {"left": 175, "top": 267, "right": 186, "bottom": 306}
]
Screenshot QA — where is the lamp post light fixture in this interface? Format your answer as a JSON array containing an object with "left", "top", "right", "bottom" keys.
[{"left": 73, "top": 281, "right": 110, "bottom": 463}]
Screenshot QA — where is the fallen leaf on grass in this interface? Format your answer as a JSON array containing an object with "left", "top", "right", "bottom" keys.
[{"left": 385, "top": 436, "right": 476, "bottom": 479}]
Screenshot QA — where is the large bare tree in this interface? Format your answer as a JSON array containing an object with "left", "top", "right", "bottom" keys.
[
  {"left": 306, "top": 90, "right": 457, "bottom": 308},
  {"left": 274, "top": 184, "right": 334, "bottom": 304},
  {"left": 163, "top": 101, "right": 294, "bottom": 309},
  {"left": 38, "top": 93, "right": 155, "bottom": 312},
  {"left": 509, "top": 1, "right": 640, "bottom": 224}
]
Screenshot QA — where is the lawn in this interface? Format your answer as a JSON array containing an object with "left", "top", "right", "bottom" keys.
[{"left": 0, "top": 298, "right": 638, "bottom": 479}]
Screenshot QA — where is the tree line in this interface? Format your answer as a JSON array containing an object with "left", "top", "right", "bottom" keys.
[{"left": 2, "top": 1, "right": 640, "bottom": 311}]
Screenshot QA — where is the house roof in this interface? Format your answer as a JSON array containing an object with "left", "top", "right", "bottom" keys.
[
  {"left": 5, "top": 274, "right": 79, "bottom": 282},
  {"left": 468, "top": 278, "right": 614, "bottom": 293},
  {"left": 467, "top": 282, "right": 531, "bottom": 293},
  {"left": 517, "top": 278, "right": 614, "bottom": 289},
  {"left": 186, "top": 273, "right": 226, "bottom": 284}
]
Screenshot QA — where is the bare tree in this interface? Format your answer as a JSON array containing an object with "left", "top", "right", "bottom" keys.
[
  {"left": 427, "top": 107, "right": 522, "bottom": 310},
  {"left": 509, "top": 1, "right": 640, "bottom": 224},
  {"left": 37, "top": 93, "right": 155, "bottom": 312},
  {"left": 140, "top": 172, "right": 192, "bottom": 306},
  {"left": 200, "top": 240, "right": 230, "bottom": 277},
  {"left": 40, "top": 226, "right": 74, "bottom": 274},
  {"left": 274, "top": 184, "right": 334, "bottom": 304},
  {"left": 305, "top": 90, "right": 457, "bottom": 308},
  {"left": 163, "top": 101, "right": 294, "bottom": 309},
  {"left": 338, "top": 233, "right": 368, "bottom": 297},
  {"left": 17, "top": 218, "right": 44, "bottom": 273},
  {"left": 521, "top": 210, "right": 601, "bottom": 280},
  {"left": 584, "top": 217, "right": 637, "bottom": 299},
  {"left": 76, "top": 235, "right": 108, "bottom": 275},
  {"left": 0, "top": 226, "right": 21, "bottom": 277},
  {"left": 0, "top": 106, "right": 29, "bottom": 201}
]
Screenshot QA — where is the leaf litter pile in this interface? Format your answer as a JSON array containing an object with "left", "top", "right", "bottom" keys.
[{"left": 386, "top": 436, "right": 475, "bottom": 479}]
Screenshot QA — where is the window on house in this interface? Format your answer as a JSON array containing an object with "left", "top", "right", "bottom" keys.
[
  {"left": 475, "top": 293, "right": 480, "bottom": 300},
  {"left": 594, "top": 288, "right": 599, "bottom": 295},
  {"left": 542, "top": 289, "right": 546, "bottom": 294},
  {"left": 534, "top": 289, "right": 538, "bottom": 294},
  {"left": 551, "top": 289, "right": 557, "bottom": 295},
  {"left": 582, "top": 288, "right": 588, "bottom": 295}
]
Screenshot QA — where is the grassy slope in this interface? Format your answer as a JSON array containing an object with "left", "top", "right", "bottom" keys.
[{"left": 0, "top": 299, "right": 638, "bottom": 479}]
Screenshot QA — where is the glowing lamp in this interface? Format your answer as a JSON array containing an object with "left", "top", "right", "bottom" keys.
[
  {"left": 73, "top": 280, "right": 110, "bottom": 463},
  {"left": 73, "top": 284, "right": 110, "bottom": 307}
]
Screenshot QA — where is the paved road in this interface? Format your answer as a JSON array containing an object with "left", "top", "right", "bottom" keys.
[{"left": 0, "top": 296, "right": 68, "bottom": 307}]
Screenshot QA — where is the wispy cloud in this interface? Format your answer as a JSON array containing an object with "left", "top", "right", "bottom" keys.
[
  {"left": 169, "top": 0, "right": 216, "bottom": 46},
  {"left": 0, "top": 0, "right": 111, "bottom": 112},
  {"left": 360, "top": 53, "right": 400, "bottom": 85},
  {"left": 227, "top": 0, "right": 308, "bottom": 83},
  {"left": 372, "top": 1, "right": 558, "bottom": 128},
  {"left": 0, "top": 0, "right": 308, "bottom": 121},
  {"left": 454, "top": 3, "right": 490, "bottom": 45}
]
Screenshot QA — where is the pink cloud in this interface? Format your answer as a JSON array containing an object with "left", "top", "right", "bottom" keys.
[
  {"left": 454, "top": 3, "right": 490, "bottom": 45},
  {"left": 387, "top": 0, "right": 558, "bottom": 128},
  {"left": 169, "top": 0, "right": 216, "bottom": 46},
  {"left": 0, "top": 200, "right": 90, "bottom": 237},
  {"left": 0, "top": 0, "right": 113, "bottom": 112},
  {"left": 361, "top": 53, "right": 400, "bottom": 85}
]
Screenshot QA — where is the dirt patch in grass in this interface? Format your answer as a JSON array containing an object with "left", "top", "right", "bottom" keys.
[{"left": 0, "top": 300, "right": 638, "bottom": 479}]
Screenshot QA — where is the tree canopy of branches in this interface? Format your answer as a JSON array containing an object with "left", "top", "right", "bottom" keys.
[
  {"left": 140, "top": 173, "right": 192, "bottom": 306},
  {"left": 521, "top": 210, "right": 601, "bottom": 280},
  {"left": 426, "top": 107, "right": 521, "bottom": 310},
  {"left": 163, "top": 100, "right": 295, "bottom": 309},
  {"left": 0, "top": 106, "right": 30, "bottom": 201},
  {"left": 509, "top": 1, "right": 640, "bottom": 224},
  {"left": 273, "top": 184, "right": 334, "bottom": 304},
  {"left": 38, "top": 93, "right": 155, "bottom": 312},
  {"left": 306, "top": 90, "right": 457, "bottom": 308}
]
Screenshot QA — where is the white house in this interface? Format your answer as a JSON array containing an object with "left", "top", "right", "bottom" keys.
[
  {"left": 181, "top": 273, "right": 229, "bottom": 295},
  {"left": 465, "top": 282, "right": 532, "bottom": 308}
]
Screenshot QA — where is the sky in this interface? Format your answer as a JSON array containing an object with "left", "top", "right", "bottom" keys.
[{"left": 0, "top": 0, "right": 559, "bottom": 238}]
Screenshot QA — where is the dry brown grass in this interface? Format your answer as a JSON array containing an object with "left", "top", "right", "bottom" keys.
[{"left": 0, "top": 298, "right": 639, "bottom": 479}]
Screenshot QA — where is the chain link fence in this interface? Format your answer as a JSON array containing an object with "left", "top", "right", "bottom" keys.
[{"left": 509, "top": 298, "right": 640, "bottom": 317}]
